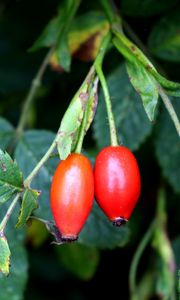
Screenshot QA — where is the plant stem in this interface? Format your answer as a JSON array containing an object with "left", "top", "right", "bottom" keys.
[
  {"left": 24, "top": 139, "right": 56, "bottom": 188},
  {"left": 99, "top": 0, "right": 119, "bottom": 24},
  {"left": 0, "top": 193, "right": 21, "bottom": 232},
  {"left": 129, "top": 220, "right": 156, "bottom": 298},
  {"left": 94, "top": 33, "right": 119, "bottom": 146},
  {"left": 158, "top": 86, "right": 180, "bottom": 137},
  {"left": 16, "top": 46, "right": 55, "bottom": 138},
  {"left": 122, "top": 20, "right": 166, "bottom": 76},
  {"left": 74, "top": 110, "right": 88, "bottom": 154}
]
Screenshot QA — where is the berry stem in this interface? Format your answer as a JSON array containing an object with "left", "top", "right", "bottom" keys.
[
  {"left": 129, "top": 220, "right": 156, "bottom": 298},
  {"left": 94, "top": 33, "right": 119, "bottom": 146},
  {"left": 0, "top": 193, "right": 21, "bottom": 232},
  {"left": 24, "top": 139, "right": 56, "bottom": 188}
]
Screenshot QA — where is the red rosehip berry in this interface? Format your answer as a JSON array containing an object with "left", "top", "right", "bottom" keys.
[
  {"left": 94, "top": 146, "right": 141, "bottom": 226},
  {"left": 50, "top": 153, "right": 94, "bottom": 241}
]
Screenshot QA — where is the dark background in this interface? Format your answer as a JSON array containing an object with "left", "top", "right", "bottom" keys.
[{"left": 0, "top": 0, "right": 180, "bottom": 299}]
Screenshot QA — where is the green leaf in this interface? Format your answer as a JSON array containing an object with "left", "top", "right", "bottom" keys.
[
  {"left": 57, "top": 83, "right": 87, "bottom": 159},
  {"left": 0, "top": 204, "right": 28, "bottom": 299},
  {"left": 126, "top": 61, "right": 159, "bottom": 121},
  {"left": 68, "top": 11, "right": 109, "bottom": 53},
  {"left": 0, "top": 234, "right": 11, "bottom": 276},
  {"left": 56, "top": 33, "right": 71, "bottom": 72},
  {"left": 154, "top": 99, "right": 180, "bottom": 193},
  {"left": 16, "top": 188, "right": 40, "bottom": 228},
  {"left": 84, "top": 77, "right": 99, "bottom": 133},
  {"left": 0, "top": 150, "right": 23, "bottom": 204},
  {"left": 56, "top": 243, "right": 100, "bottom": 280},
  {"left": 93, "top": 64, "right": 152, "bottom": 150},
  {"left": 49, "top": 11, "right": 109, "bottom": 70},
  {"left": 121, "top": 0, "right": 178, "bottom": 17},
  {"left": 148, "top": 11, "right": 180, "bottom": 62},
  {"left": 113, "top": 32, "right": 155, "bottom": 69},
  {"left": 113, "top": 30, "right": 180, "bottom": 97},
  {"left": 30, "top": 17, "right": 61, "bottom": 51},
  {"left": 56, "top": 67, "right": 96, "bottom": 159},
  {"left": 55, "top": 0, "right": 81, "bottom": 72},
  {"left": 30, "top": 0, "right": 80, "bottom": 71},
  {"left": 79, "top": 202, "right": 129, "bottom": 249},
  {"left": 0, "top": 118, "right": 14, "bottom": 151},
  {"left": 15, "top": 130, "right": 59, "bottom": 220},
  {"left": 31, "top": 0, "right": 80, "bottom": 51}
]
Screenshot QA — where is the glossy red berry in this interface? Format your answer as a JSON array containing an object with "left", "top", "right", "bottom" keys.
[
  {"left": 50, "top": 153, "right": 94, "bottom": 241},
  {"left": 94, "top": 146, "right": 141, "bottom": 226}
]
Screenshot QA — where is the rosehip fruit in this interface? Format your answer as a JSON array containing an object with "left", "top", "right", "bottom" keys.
[
  {"left": 50, "top": 153, "right": 94, "bottom": 241},
  {"left": 94, "top": 146, "right": 141, "bottom": 226}
]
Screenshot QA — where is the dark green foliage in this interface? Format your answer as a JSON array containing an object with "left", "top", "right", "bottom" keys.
[
  {"left": 148, "top": 10, "right": 180, "bottom": 62},
  {"left": 121, "top": 0, "right": 178, "bottom": 17},
  {"left": 0, "top": 0, "right": 180, "bottom": 299},
  {"left": 0, "top": 204, "right": 28, "bottom": 300},
  {"left": 155, "top": 99, "right": 180, "bottom": 193},
  {"left": 0, "top": 150, "right": 23, "bottom": 204}
]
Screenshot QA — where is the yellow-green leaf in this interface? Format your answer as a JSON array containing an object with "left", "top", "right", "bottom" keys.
[
  {"left": 84, "top": 77, "right": 99, "bottom": 133},
  {"left": 49, "top": 11, "right": 110, "bottom": 70},
  {"left": 16, "top": 188, "right": 40, "bottom": 228},
  {"left": 126, "top": 60, "right": 159, "bottom": 121},
  {"left": 56, "top": 67, "right": 96, "bottom": 159},
  {"left": 0, "top": 234, "right": 11, "bottom": 276},
  {"left": 113, "top": 28, "right": 180, "bottom": 97}
]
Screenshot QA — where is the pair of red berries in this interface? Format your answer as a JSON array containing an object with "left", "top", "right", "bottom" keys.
[{"left": 50, "top": 146, "right": 141, "bottom": 242}]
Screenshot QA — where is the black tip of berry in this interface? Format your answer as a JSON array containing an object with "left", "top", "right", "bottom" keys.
[
  {"left": 61, "top": 235, "right": 78, "bottom": 243},
  {"left": 112, "top": 217, "right": 128, "bottom": 227},
  {"left": 51, "top": 225, "right": 78, "bottom": 244}
]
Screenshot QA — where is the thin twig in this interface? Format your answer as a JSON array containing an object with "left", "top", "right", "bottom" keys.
[
  {"left": 0, "top": 193, "right": 21, "bottom": 232},
  {"left": 16, "top": 46, "right": 55, "bottom": 137},
  {"left": 23, "top": 139, "right": 57, "bottom": 188},
  {"left": 129, "top": 220, "right": 156, "bottom": 298},
  {"left": 158, "top": 86, "right": 180, "bottom": 137},
  {"left": 94, "top": 33, "right": 119, "bottom": 146}
]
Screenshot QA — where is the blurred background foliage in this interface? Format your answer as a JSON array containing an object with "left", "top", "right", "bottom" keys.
[{"left": 0, "top": 0, "right": 180, "bottom": 299}]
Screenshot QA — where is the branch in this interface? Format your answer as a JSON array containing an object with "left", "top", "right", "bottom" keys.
[
  {"left": 16, "top": 46, "right": 55, "bottom": 137},
  {"left": 0, "top": 193, "right": 21, "bottom": 232},
  {"left": 158, "top": 86, "right": 180, "bottom": 137},
  {"left": 94, "top": 33, "right": 119, "bottom": 146},
  {"left": 23, "top": 139, "right": 57, "bottom": 188},
  {"left": 129, "top": 220, "right": 156, "bottom": 299}
]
